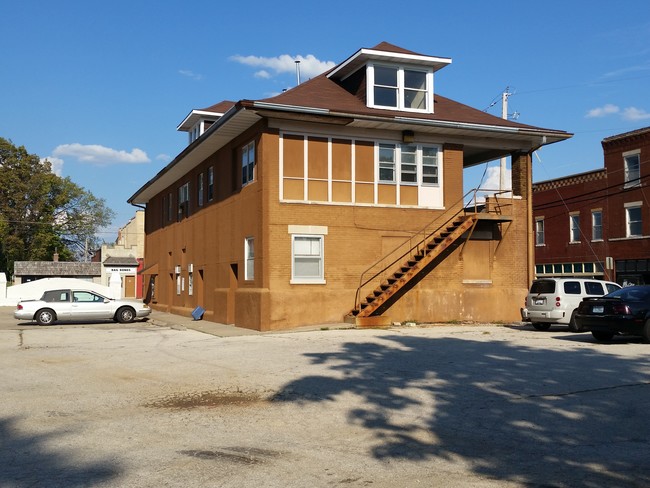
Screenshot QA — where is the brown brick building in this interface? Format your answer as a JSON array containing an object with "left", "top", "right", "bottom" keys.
[
  {"left": 129, "top": 42, "right": 571, "bottom": 330},
  {"left": 533, "top": 126, "right": 650, "bottom": 285}
]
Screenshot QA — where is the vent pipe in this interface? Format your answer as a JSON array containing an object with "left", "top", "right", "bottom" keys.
[{"left": 295, "top": 59, "right": 301, "bottom": 85}]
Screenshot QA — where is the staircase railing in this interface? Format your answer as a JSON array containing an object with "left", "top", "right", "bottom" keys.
[{"left": 352, "top": 188, "right": 511, "bottom": 313}]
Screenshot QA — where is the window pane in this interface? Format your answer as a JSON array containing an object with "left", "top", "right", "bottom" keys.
[
  {"left": 625, "top": 154, "right": 640, "bottom": 184},
  {"left": 374, "top": 86, "right": 397, "bottom": 107},
  {"left": 400, "top": 145, "right": 417, "bottom": 183},
  {"left": 628, "top": 207, "right": 642, "bottom": 236},
  {"left": 404, "top": 70, "right": 426, "bottom": 89},
  {"left": 294, "top": 258, "right": 321, "bottom": 278},
  {"left": 422, "top": 146, "right": 438, "bottom": 185},
  {"left": 379, "top": 144, "right": 396, "bottom": 182},
  {"left": 404, "top": 89, "right": 426, "bottom": 110},
  {"left": 374, "top": 66, "right": 397, "bottom": 86}
]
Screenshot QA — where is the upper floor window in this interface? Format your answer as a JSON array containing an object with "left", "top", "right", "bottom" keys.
[
  {"left": 626, "top": 203, "right": 642, "bottom": 237},
  {"left": 197, "top": 173, "right": 204, "bottom": 207},
  {"left": 535, "top": 218, "right": 545, "bottom": 245},
  {"left": 208, "top": 166, "right": 214, "bottom": 201},
  {"left": 591, "top": 210, "right": 602, "bottom": 241},
  {"left": 569, "top": 213, "right": 580, "bottom": 243},
  {"left": 378, "top": 143, "right": 441, "bottom": 185},
  {"left": 624, "top": 151, "right": 640, "bottom": 188},
  {"left": 242, "top": 141, "right": 255, "bottom": 186},
  {"left": 368, "top": 64, "right": 432, "bottom": 113},
  {"left": 178, "top": 183, "right": 189, "bottom": 221}
]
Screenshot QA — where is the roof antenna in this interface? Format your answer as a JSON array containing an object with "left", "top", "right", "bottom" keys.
[{"left": 295, "top": 59, "right": 301, "bottom": 85}]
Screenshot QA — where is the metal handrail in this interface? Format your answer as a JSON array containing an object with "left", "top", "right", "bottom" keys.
[{"left": 352, "top": 188, "right": 511, "bottom": 312}]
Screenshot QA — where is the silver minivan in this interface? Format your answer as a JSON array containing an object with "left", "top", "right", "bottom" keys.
[{"left": 523, "top": 278, "right": 621, "bottom": 331}]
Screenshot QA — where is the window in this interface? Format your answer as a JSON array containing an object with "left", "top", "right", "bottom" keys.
[
  {"left": 563, "top": 281, "right": 581, "bottom": 295},
  {"left": 197, "top": 173, "right": 204, "bottom": 207},
  {"left": 378, "top": 143, "right": 441, "bottom": 185},
  {"left": 369, "top": 64, "right": 431, "bottom": 112},
  {"left": 624, "top": 152, "right": 640, "bottom": 188},
  {"left": 422, "top": 146, "right": 439, "bottom": 185},
  {"left": 242, "top": 141, "right": 255, "bottom": 186},
  {"left": 584, "top": 282, "right": 605, "bottom": 295},
  {"left": 245, "top": 237, "right": 254, "bottom": 281},
  {"left": 569, "top": 213, "right": 580, "bottom": 243},
  {"left": 207, "top": 166, "right": 214, "bottom": 202},
  {"left": 591, "top": 210, "right": 602, "bottom": 241},
  {"left": 167, "top": 192, "right": 173, "bottom": 222},
  {"left": 379, "top": 143, "right": 396, "bottom": 182},
  {"left": 292, "top": 235, "right": 324, "bottom": 283},
  {"left": 626, "top": 204, "right": 642, "bottom": 237},
  {"left": 400, "top": 144, "right": 417, "bottom": 183},
  {"left": 178, "top": 183, "right": 189, "bottom": 220},
  {"left": 72, "top": 291, "right": 103, "bottom": 303},
  {"left": 535, "top": 218, "right": 545, "bottom": 245}
]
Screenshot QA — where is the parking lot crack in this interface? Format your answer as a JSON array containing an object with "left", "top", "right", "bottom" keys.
[{"left": 523, "top": 381, "right": 650, "bottom": 399}]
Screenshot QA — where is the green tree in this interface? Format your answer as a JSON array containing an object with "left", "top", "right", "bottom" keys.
[{"left": 0, "top": 138, "right": 115, "bottom": 277}]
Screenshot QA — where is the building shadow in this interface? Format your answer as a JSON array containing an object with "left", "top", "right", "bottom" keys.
[
  {"left": 272, "top": 334, "right": 650, "bottom": 486},
  {"left": 0, "top": 416, "right": 120, "bottom": 487}
]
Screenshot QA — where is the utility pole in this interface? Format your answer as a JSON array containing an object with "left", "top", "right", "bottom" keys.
[{"left": 500, "top": 87, "right": 512, "bottom": 191}]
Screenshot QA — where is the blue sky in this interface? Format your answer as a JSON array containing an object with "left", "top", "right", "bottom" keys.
[{"left": 1, "top": 0, "right": 649, "bottom": 240}]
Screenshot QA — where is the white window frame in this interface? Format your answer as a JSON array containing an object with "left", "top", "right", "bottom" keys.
[
  {"left": 535, "top": 218, "right": 545, "bottom": 246},
  {"left": 378, "top": 142, "right": 442, "bottom": 186},
  {"left": 625, "top": 202, "right": 642, "bottom": 237},
  {"left": 624, "top": 150, "right": 640, "bottom": 188},
  {"left": 244, "top": 237, "right": 254, "bottom": 281},
  {"left": 569, "top": 213, "right": 580, "bottom": 243},
  {"left": 242, "top": 141, "right": 255, "bottom": 187},
  {"left": 367, "top": 63, "right": 433, "bottom": 113},
  {"left": 591, "top": 210, "right": 603, "bottom": 241},
  {"left": 289, "top": 226, "right": 327, "bottom": 284}
]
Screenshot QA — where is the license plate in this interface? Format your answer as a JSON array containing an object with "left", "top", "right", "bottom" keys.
[
  {"left": 535, "top": 299, "right": 545, "bottom": 305},
  {"left": 592, "top": 305, "right": 604, "bottom": 313}
]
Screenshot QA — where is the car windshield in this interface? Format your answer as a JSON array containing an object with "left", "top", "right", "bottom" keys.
[
  {"left": 530, "top": 280, "right": 555, "bottom": 294},
  {"left": 605, "top": 286, "right": 650, "bottom": 302}
]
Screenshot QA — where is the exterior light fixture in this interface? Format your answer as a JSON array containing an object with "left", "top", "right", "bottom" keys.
[{"left": 402, "top": 130, "right": 415, "bottom": 143}]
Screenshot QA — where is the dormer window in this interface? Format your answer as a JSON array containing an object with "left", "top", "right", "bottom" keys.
[{"left": 368, "top": 64, "right": 432, "bottom": 113}]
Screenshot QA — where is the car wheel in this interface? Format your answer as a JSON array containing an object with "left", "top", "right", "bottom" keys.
[
  {"left": 36, "top": 309, "right": 56, "bottom": 326},
  {"left": 116, "top": 306, "right": 136, "bottom": 323},
  {"left": 642, "top": 320, "right": 650, "bottom": 343},
  {"left": 532, "top": 323, "right": 551, "bottom": 331},
  {"left": 568, "top": 311, "right": 582, "bottom": 333},
  {"left": 592, "top": 330, "right": 614, "bottom": 342}
]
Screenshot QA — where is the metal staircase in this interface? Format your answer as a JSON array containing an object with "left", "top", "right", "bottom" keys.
[{"left": 346, "top": 189, "right": 511, "bottom": 324}]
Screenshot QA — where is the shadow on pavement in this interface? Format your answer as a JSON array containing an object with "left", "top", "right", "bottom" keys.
[
  {"left": 273, "top": 334, "right": 650, "bottom": 486},
  {"left": 0, "top": 416, "right": 121, "bottom": 487}
]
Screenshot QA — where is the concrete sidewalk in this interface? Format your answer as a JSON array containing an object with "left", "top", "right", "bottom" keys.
[{"left": 148, "top": 309, "right": 349, "bottom": 337}]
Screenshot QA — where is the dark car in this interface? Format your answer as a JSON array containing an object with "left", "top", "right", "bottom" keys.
[{"left": 575, "top": 285, "right": 650, "bottom": 342}]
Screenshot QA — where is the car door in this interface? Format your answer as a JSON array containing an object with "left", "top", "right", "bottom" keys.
[
  {"left": 71, "top": 291, "right": 112, "bottom": 321},
  {"left": 44, "top": 290, "right": 74, "bottom": 320}
]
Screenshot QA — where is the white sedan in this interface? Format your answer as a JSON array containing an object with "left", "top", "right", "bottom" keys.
[{"left": 14, "top": 289, "right": 151, "bottom": 325}]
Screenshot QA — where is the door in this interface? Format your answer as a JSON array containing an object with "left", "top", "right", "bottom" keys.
[{"left": 124, "top": 275, "right": 136, "bottom": 298}]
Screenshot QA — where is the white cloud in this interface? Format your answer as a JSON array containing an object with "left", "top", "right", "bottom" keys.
[
  {"left": 52, "top": 143, "right": 151, "bottom": 165},
  {"left": 230, "top": 53, "right": 336, "bottom": 79},
  {"left": 585, "top": 104, "right": 620, "bottom": 118},
  {"left": 473, "top": 166, "right": 512, "bottom": 203},
  {"left": 622, "top": 106, "right": 650, "bottom": 121},
  {"left": 179, "top": 69, "right": 203, "bottom": 81},
  {"left": 156, "top": 153, "right": 171, "bottom": 162},
  {"left": 41, "top": 156, "right": 63, "bottom": 176}
]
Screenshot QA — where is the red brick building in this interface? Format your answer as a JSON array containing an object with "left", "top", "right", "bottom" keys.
[{"left": 533, "top": 127, "right": 650, "bottom": 285}]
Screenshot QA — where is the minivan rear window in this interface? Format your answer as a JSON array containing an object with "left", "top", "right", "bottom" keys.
[
  {"left": 563, "top": 281, "right": 581, "bottom": 294},
  {"left": 584, "top": 281, "right": 605, "bottom": 295},
  {"left": 530, "top": 280, "right": 556, "bottom": 294}
]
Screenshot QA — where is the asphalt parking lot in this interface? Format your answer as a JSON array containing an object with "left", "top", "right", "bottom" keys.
[{"left": 2, "top": 307, "right": 650, "bottom": 488}]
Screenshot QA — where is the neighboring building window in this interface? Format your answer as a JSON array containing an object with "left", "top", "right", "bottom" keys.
[
  {"left": 624, "top": 152, "right": 640, "bottom": 188},
  {"left": 422, "top": 146, "right": 439, "bottom": 185},
  {"left": 535, "top": 218, "right": 545, "bottom": 245},
  {"left": 242, "top": 141, "right": 255, "bottom": 186},
  {"left": 178, "top": 183, "right": 189, "bottom": 221},
  {"left": 400, "top": 144, "right": 417, "bottom": 183},
  {"left": 379, "top": 143, "right": 396, "bottom": 182},
  {"left": 369, "top": 64, "right": 431, "bottom": 112},
  {"left": 197, "top": 173, "right": 204, "bottom": 207},
  {"left": 569, "top": 213, "right": 580, "bottom": 243},
  {"left": 208, "top": 166, "right": 214, "bottom": 201},
  {"left": 292, "top": 235, "right": 324, "bottom": 283},
  {"left": 592, "top": 210, "right": 602, "bottom": 241},
  {"left": 245, "top": 237, "right": 254, "bottom": 281},
  {"left": 167, "top": 192, "right": 173, "bottom": 222},
  {"left": 626, "top": 203, "right": 642, "bottom": 237}
]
